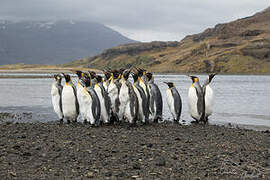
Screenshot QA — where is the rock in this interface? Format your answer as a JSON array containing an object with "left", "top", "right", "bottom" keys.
[
  {"left": 86, "top": 172, "right": 94, "bottom": 178},
  {"left": 132, "top": 163, "right": 141, "bottom": 170},
  {"left": 155, "top": 157, "right": 166, "bottom": 166},
  {"left": 22, "top": 152, "right": 32, "bottom": 156},
  {"left": 147, "top": 143, "right": 153, "bottom": 148},
  {"left": 104, "top": 171, "right": 112, "bottom": 177}
]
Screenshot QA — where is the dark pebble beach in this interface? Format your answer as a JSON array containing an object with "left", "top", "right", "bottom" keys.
[{"left": 0, "top": 122, "right": 269, "bottom": 179}]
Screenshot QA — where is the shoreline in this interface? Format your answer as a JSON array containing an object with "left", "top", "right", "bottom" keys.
[{"left": 0, "top": 122, "right": 269, "bottom": 179}]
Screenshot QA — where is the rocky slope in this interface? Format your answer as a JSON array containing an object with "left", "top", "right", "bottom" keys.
[
  {"left": 0, "top": 20, "right": 136, "bottom": 65},
  {"left": 68, "top": 8, "right": 270, "bottom": 74}
]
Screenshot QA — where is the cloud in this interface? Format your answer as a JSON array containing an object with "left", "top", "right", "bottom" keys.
[{"left": 0, "top": 0, "right": 269, "bottom": 41}]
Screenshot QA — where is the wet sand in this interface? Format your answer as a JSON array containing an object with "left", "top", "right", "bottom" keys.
[{"left": 0, "top": 122, "right": 269, "bottom": 179}]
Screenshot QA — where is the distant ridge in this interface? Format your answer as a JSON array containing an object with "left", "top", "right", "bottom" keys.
[
  {"left": 0, "top": 20, "right": 136, "bottom": 65},
  {"left": 68, "top": 7, "right": 270, "bottom": 74}
]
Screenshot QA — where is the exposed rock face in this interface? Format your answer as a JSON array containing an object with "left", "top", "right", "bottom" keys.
[
  {"left": 66, "top": 7, "right": 270, "bottom": 74},
  {"left": 100, "top": 41, "right": 179, "bottom": 58}
]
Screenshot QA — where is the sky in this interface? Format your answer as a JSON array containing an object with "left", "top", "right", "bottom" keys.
[{"left": 1, "top": 0, "right": 269, "bottom": 42}]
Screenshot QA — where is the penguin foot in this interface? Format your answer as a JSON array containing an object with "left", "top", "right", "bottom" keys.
[
  {"left": 173, "top": 119, "right": 179, "bottom": 124},
  {"left": 59, "top": 119, "right": 64, "bottom": 124},
  {"left": 67, "top": 120, "right": 71, "bottom": 124}
]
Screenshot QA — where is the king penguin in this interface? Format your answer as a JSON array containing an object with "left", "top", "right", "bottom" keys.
[
  {"left": 145, "top": 72, "right": 163, "bottom": 123},
  {"left": 107, "top": 70, "right": 121, "bottom": 122},
  {"left": 51, "top": 74, "right": 64, "bottom": 122},
  {"left": 95, "top": 75, "right": 111, "bottom": 124},
  {"left": 118, "top": 69, "right": 138, "bottom": 124},
  {"left": 164, "top": 82, "right": 182, "bottom": 123},
  {"left": 72, "top": 70, "right": 88, "bottom": 123},
  {"left": 82, "top": 74, "right": 101, "bottom": 126},
  {"left": 188, "top": 75, "right": 205, "bottom": 123},
  {"left": 61, "top": 73, "right": 79, "bottom": 123},
  {"left": 202, "top": 73, "right": 216, "bottom": 121},
  {"left": 132, "top": 71, "right": 149, "bottom": 124}
]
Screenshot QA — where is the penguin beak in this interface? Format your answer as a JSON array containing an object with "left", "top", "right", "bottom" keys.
[{"left": 163, "top": 81, "right": 168, "bottom": 85}]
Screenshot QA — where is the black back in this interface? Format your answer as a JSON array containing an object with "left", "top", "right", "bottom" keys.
[{"left": 171, "top": 87, "right": 182, "bottom": 121}]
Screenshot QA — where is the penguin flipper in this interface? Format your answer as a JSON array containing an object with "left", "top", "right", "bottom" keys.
[
  {"left": 71, "top": 84, "right": 80, "bottom": 117},
  {"left": 89, "top": 89, "right": 101, "bottom": 124},
  {"left": 171, "top": 88, "right": 182, "bottom": 121}
]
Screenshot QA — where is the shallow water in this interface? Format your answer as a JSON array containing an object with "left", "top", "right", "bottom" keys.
[{"left": 0, "top": 74, "right": 270, "bottom": 129}]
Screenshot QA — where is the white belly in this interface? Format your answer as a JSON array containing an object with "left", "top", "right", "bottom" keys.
[
  {"left": 119, "top": 83, "right": 130, "bottom": 121},
  {"left": 166, "top": 89, "right": 176, "bottom": 120},
  {"left": 188, "top": 86, "right": 200, "bottom": 120},
  {"left": 83, "top": 89, "right": 94, "bottom": 124},
  {"left": 205, "top": 85, "right": 214, "bottom": 117},
  {"left": 76, "top": 83, "right": 88, "bottom": 121},
  {"left": 62, "top": 85, "right": 78, "bottom": 120},
  {"left": 108, "top": 83, "right": 118, "bottom": 113},
  {"left": 51, "top": 83, "right": 63, "bottom": 119}
]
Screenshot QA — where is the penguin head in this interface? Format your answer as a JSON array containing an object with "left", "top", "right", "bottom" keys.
[
  {"left": 88, "top": 71, "right": 96, "bottom": 79},
  {"left": 122, "top": 69, "right": 131, "bottom": 80},
  {"left": 82, "top": 74, "right": 91, "bottom": 87},
  {"left": 136, "top": 67, "right": 146, "bottom": 77},
  {"left": 62, "top": 73, "right": 72, "bottom": 84},
  {"left": 112, "top": 70, "right": 120, "bottom": 79},
  {"left": 72, "top": 70, "right": 84, "bottom": 79},
  {"left": 53, "top": 74, "right": 62, "bottom": 83},
  {"left": 103, "top": 68, "right": 111, "bottom": 81},
  {"left": 163, "top": 82, "right": 174, "bottom": 88},
  {"left": 145, "top": 72, "right": 153, "bottom": 82},
  {"left": 95, "top": 75, "right": 103, "bottom": 83},
  {"left": 208, "top": 73, "right": 216, "bottom": 83},
  {"left": 189, "top": 75, "right": 199, "bottom": 84},
  {"left": 131, "top": 72, "right": 139, "bottom": 82}
]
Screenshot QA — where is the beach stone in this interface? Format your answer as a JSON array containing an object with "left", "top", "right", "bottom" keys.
[
  {"left": 86, "top": 172, "right": 94, "bottom": 178},
  {"left": 155, "top": 157, "right": 166, "bottom": 166},
  {"left": 132, "top": 163, "right": 141, "bottom": 170}
]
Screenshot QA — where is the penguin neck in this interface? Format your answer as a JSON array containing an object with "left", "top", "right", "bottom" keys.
[{"left": 56, "top": 81, "right": 62, "bottom": 86}]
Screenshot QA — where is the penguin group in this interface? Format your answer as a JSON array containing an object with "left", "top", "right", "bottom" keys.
[{"left": 51, "top": 68, "right": 216, "bottom": 126}]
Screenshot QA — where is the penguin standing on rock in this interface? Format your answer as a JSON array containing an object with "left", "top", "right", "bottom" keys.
[
  {"left": 51, "top": 74, "right": 64, "bottom": 122},
  {"left": 188, "top": 75, "right": 205, "bottom": 123},
  {"left": 164, "top": 82, "right": 182, "bottom": 123},
  {"left": 95, "top": 75, "right": 111, "bottom": 124},
  {"left": 202, "top": 73, "right": 216, "bottom": 121},
  {"left": 61, "top": 73, "right": 79, "bottom": 123},
  {"left": 118, "top": 69, "right": 138, "bottom": 124},
  {"left": 72, "top": 70, "right": 88, "bottom": 123},
  {"left": 107, "top": 70, "right": 121, "bottom": 122},
  {"left": 132, "top": 71, "right": 149, "bottom": 124},
  {"left": 82, "top": 74, "right": 101, "bottom": 126},
  {"left": 145, "top": 72, "right": 163, "bottom": 123}
]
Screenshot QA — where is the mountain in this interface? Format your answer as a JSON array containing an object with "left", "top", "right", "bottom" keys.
[
  {"left": 0, "top": 20, "right": 136, "bottom": 65},
  {"left": 68, "top": 7, "right": 270, "bottom": 74}
]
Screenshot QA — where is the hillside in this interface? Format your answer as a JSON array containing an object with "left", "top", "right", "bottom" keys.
[
  {"left": 67, "top": 8, "right": 270, "bottom": 74},
  {"left": 0, "top": 20, "right": 135, "bottom": 65}
]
